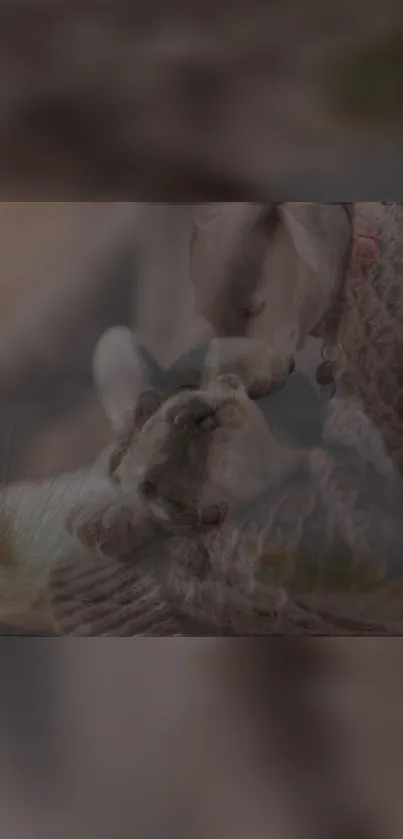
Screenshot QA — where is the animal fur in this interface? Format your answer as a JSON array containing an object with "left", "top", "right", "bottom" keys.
[
  {"left": 48, "top": 326, "right": 403, "bottom": 636},
  {"left": 325, "top": 203, "right": 403, "bottom": 479},
  {"left": 5, "top": 203, "right": 403, "bottom": 635},
  {"left": 190, "top": 203, "right": 352, "bottom": 360},
  {"left": 0, "top": 326, "right": 287, "bottom": 629}
]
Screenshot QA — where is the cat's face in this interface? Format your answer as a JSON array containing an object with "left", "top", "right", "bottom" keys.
[
  {"left": 118, "top": 373, "right": 283, "bottom": 528},
  {"left": 93, "top": 327, "right": 290, "bottom": 530}
]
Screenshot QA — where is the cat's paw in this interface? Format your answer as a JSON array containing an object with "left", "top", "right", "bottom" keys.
[{"left": 66, "top": 502, "right": 153, "bottom": 560}]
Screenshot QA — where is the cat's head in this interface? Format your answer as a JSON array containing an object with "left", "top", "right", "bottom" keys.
[{"left": 93, "top": 326, "right": 294, "bottom": 530}]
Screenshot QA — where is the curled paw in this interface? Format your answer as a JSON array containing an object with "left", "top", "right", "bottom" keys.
[{"left": 66, "top": 502, "right": 152, "bottom": 560}]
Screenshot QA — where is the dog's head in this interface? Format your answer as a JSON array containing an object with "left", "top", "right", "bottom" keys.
[{"left": 191, "top": 203, "right": 352, "bottom": 356}]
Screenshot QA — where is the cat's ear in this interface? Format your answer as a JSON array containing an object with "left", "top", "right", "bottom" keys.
[{"left": 93, "top": 326, "right": 144, "bottom": 430}]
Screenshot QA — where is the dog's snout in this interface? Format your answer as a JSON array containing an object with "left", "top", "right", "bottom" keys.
[{"left": 288, "top": 357, "right": 296, "bottom": 375}]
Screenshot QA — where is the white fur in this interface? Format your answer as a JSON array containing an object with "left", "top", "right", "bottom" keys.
[
  {"left": 0, "top": 323, "right": 263, "bottom": 610},
  {"left": 93, "top": 325, "right": 143, "bottom": 430},
  {"left": 0, "top": 461, "right": 122, "bottom": 608},
  {"left": 0, "top": 324, "right": 144, "bottom": 608}
]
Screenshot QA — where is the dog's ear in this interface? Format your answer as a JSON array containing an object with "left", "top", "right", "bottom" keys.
[
  {"left": 93, "top": 326, "right": 146, "bottom": 431},
  {"left": 280, "top": 202, "right": 351, "bottom": 289},
  {"left": 279, "top": 203, "right": 352, "bottom": 343},
  {"left": 190, "top": 203, "right": 270, "bottom": 334},
  {"left": 281, "top": 203, "right": 322, "bottom": 272}
]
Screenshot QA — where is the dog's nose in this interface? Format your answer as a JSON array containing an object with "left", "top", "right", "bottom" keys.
[{"left": 288, "top": 357, "right": 296, "bottom": 374}]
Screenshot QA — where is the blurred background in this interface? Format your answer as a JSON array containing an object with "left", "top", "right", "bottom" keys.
[
  {"left": 0, "top": 1, "right": 403, "bottom": 197},
  {"left": 0, "top": 201, "right": 135, "bottom": 479},
  {"left": 1, "top": 639, "right": 403, "bottom": 839}
]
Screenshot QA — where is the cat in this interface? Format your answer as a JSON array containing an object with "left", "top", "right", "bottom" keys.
[
  {"left": 48, "top": 325, "right": 403, "bottom": 636},
  {"left": 0, "top": 325, "right": 286, "bottom": 631}
]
